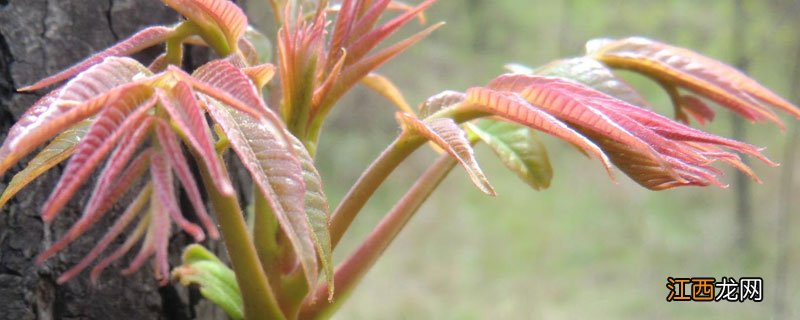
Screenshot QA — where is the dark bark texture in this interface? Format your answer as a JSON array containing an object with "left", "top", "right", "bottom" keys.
[{"left": 0, "top": 1, "right": 231, "bottom": 319}]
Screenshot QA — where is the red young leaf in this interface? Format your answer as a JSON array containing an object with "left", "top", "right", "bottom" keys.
[
  {"left": 58, "top": 184, "right": 152, "bottom": 283},
  {"left": 92, "top": 208, "right": 151, "bottom": 282},
  {"left": 40, "top": 89, "right": 157, "bottom": 222},
  {"left": 120, "top": 207, "right": 158, "bottom": 277},
  {"left": 464, "top": 86, "right": 614, "bottom": 178},
  {"left": 418, "top": 90, "right": 467, "bottom": 118},
  {"left": 151, "top": 133, "right": 206, "bottom": 242},
  {"left": 158, "top": 83, "right": 233, "bottom": 196},
  {"left": 55, "top": 57, "right": 152, "bottom": 103},
  {"left": 680, "top": 95, "right": 716, "bottom": 125},
  {"left": 313, "top": 50, "right": 347, "bottom": 111},
  {"left": 37, "top": 122, "right": 154, "bottom": 264},
  {"left": 345, "top": 0, "right": 437, "bottom": 65},
  {"left": 487, "top": 75, "right": 684, "bottom": 175},
  {"left": 601, "top": 95, "right": 775, "bottom": 166},
  {"left": 175, "top": 63, "right": 265, "bottom": 117},
  {"left": 81, "top": 123, "right": 154, "bottom": 220},
  {"left": 332, "top": 22, "right": 443, "bottom": 107},
  {"left": 150, "top": 192, "right": 173, "bottom": 285},
  {"left": 588, "top": 37, "right": 800, "bottom": 125},
  {"left": 185, "top": 61, "right": 294, "bottom": 152},
  {"left": 328, "top": 0, "right": 358, "bottom": 65},
  {"left": 345, "top": 0, "right": 393, "bottom": 48},
  {"left": 484, "top": 73, "right": 773, "bottom": 189},
  {"left": 0, "top": 78, "right": 152, "bottom": 177},
  {"left": 582, "top": 131, "right": 724, "bottom": 190},
  {"left": 397, "top": 113, "right": 495, "bottom": 195},
  {"left": 20, "top": 27, "right": 173, "bottom": 91},
  {"left": 155, "top": 120, "right": 220, "bottom": 240},
  {"left": 185, "top": 61, "right": 286, "bottom": 134},
  {"left": 162, "top": 0, "right": 248, "bottom": 52}
]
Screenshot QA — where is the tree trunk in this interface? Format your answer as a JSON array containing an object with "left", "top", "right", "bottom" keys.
[{"left": 0, "top": 1, "right": 228, "bottom": 319}]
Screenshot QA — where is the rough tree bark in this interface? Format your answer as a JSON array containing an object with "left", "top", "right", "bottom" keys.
[{"left": 0, "top": 1, "right": 232, "bottom": 319}]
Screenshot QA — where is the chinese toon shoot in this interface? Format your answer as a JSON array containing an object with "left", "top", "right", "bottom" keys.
[{"left": 0, "top": 0, "right": 798, "bottom": 319}]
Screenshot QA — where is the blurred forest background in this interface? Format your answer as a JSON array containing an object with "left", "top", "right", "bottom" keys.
[{"left": 247, "top": 0, "right": 800, "bottom": 319}]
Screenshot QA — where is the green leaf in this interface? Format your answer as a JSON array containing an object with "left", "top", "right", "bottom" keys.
[
  {"left": 467, "top": 120, "right": 553, "bottom": 190},
  {"left": 242, "top": 26, "right": 273, "bottom": 64},
  {"left": 0, "top": 120, "right": 91, "bottom": 209},
  {"left": 173, "top": 244, "right": 244, "bottom": 320}
]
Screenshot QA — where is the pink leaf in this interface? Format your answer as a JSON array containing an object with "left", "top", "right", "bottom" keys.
[
  {"left": 157, "top": 83, "right": 233, "bottom": 196},
  {"left": 397, "top": 113, "right": 495, "bottom": 195},
  {"left": 204, "top": 98, "right": 318, "bottom": 292},
  {"left": 0, "top": 80, "right": 151, "bottom": 177},
  {"left": 37, "top": 123, "right": 154, "bottom": 264},
  {"left": 20, "top": 27, "right": 173, "bottom": 91},
  {"left": 150, "top": 146, "right": 205, "bottom": 242},
  {"left": 40, "top": 88, "right": 156, "bottom": 222},
  {"left": 57, "top": 184, "right": 152, "bottom": 283},
  {"left": 464, "top": 86, "right": 615, "bottom": 178},
  {"left": 155, "top": 120, "right": 219, "bottom": 240}
]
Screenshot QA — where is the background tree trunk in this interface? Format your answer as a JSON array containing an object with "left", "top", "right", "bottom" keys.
[
  {"left": 0, "top": 1, "right": 231, "bottom": 319},
  {"left": 731, "top": 0, "right": 752, "bottom": 251}
]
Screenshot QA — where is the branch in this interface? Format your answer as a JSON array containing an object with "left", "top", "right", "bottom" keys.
[
  {"left": 301, "top": 153, "right": 458, "bottom": 319},
  {"left": 329, "top": 133, "right": 425, "bottom": 248}
]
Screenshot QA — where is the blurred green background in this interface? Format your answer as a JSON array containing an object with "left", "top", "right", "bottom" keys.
[{"left": 249, "top": 1, "right": 800, "bottom": 319}]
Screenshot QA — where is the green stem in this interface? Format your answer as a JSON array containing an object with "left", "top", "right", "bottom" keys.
[
  {"left": 200, "top": 162, "right": 286, "bottom": 320},
  {"left": 164, "top": 21, "right": 198, "bottom": 67},
  {"left": 254, "top": 190, "right": 310, "bottom": 319},
  {"left": 300, "top": 154, "right": 458, "bottom": 319},
  {"left": 329, "top": 133, "right": 425, "bottom": 249},
  {"left": 253, "top": 190, "right": 284, "bottom": 284}
]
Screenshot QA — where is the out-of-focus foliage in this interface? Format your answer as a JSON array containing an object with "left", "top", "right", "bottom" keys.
[{"left": 314, "top": 1, "right": 800, "bottom": 319}]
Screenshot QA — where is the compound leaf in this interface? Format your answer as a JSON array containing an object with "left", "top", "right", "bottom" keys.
[
  {"left": 588, "top": 37, "right": 800, "bottom": 126},
  {"left": 204, "top": 98, "right": 318, "bottom": 292}
]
